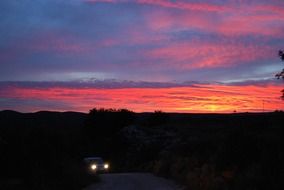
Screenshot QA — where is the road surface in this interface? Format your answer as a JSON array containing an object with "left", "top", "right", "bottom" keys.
[{"left": 83, "top": 173, "right": 181, "bottom": 190}]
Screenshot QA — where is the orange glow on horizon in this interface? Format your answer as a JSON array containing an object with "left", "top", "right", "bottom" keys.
[{"left": 1, "top": 84, "right": 284, "bottom": 113}]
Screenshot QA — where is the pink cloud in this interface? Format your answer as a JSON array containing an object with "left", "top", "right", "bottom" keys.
[
  {"left": 85, "top": 0, "right": 229, "bottom": 12},
  {"left": 216, "top": 5, "right": 284, "bottom": 37},
  {"left": 84, "top": 1, "right": 284, "bottom": 47},
  {"left": 144, "top": 7, "right": 284, "bottom": 37},
  {"left": 136, "top": 0, "right": 229, "bottom": 12},
  {"left": 146, "top": 41, "right": 273, "bottom": 69},
  {"left": 87, "top": 1, "right": 284, "bottom": 37}
]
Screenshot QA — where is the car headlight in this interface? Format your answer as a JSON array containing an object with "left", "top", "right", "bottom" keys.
[
  {"left": 91, "top": 164, "right": 97, "bottom": 170},
  {"left": 104, "top": 164, "right": 109, "bottom": 169}
]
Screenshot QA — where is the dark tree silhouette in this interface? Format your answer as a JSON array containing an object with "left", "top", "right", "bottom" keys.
[
  {"left": 279, "top": 50, "right": 284, "bottom": 61},
  {"left": 276, "top": 50, "right": 284, "bottom": 99}
]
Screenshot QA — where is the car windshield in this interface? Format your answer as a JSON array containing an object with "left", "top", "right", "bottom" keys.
[{"left": 84, "top": 157, "right": 104, "bottom": 164}]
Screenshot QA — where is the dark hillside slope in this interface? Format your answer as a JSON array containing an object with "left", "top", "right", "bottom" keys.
[
  {"left": 136, "top": 112, "right": 284, "bottom": 190},
  {"left": 0, "top": 110, "right": 283, "bottom": 190},
  {"left": 0, "top": 110, "right": 93, "bottom": 190}
]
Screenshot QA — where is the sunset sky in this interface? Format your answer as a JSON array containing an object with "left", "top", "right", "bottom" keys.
[{"left": 0, "top": 0, "right": 284, "bottom": 113}]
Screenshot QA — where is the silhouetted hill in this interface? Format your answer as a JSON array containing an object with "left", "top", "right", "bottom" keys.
[
  {"left": 0, "top": 110, "right": 86, "bottom": 127},
  {"left": 1, "top": 110, "right": 283, "bottom": 129}
]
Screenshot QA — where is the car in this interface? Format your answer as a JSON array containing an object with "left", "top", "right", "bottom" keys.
[{"left": 83, "top": 157, "right": 109, "bottom": 173}]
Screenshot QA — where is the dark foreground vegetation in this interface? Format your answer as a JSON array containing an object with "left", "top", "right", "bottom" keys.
[
  {"left": 0, "top": 111, "right": 99, "bottom": 190},
  {"left": 0, "top": 109, "right": 284, "bottom": 189}
]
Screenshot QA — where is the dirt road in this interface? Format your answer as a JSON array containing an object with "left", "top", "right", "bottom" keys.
[{"left": 83, "top": 173, "right": 181, "bottom": 190}]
